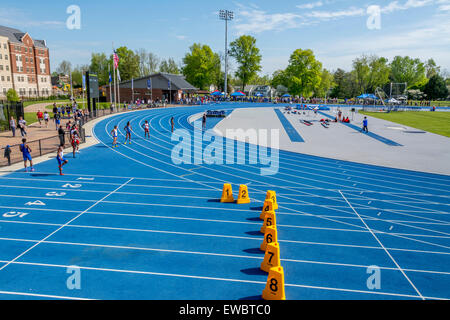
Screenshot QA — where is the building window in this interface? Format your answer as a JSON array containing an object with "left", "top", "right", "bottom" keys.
[
  {"left": 7, "top": 76, "right": 10, "bottom": 81},
  {"left": 0, "top": 65, "right": 3, "bottom": 71},
  {"left": 5, "top": 54, "right": 8, "bottom": 60},
  {"left": 0, "top": 54, "right": 2, "bottom": 59},
  {"left": 6, "top": 65, "right": 9, "bottom": 71},
  {"left": 1, "top": 76, "right": 4, "bottom": 81}
]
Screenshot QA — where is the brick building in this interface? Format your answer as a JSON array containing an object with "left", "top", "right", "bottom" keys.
[
  {"left": 0, "top": 25, "right": 52, "bottom": 100},
  {"left": 106, "top": 73, "right": 197, "bottom": 103}
]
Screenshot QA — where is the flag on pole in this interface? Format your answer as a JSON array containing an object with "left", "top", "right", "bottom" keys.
[
  {"left": 168, "top": 80, "right": 171, "bottom": 90},
  {"left": 147, "top": 78, "right": 151, "bottom": 89},
  {"left": 109, "top": 72, "right": 112, "bottom": 84},
  {"left": 113, "top": 51, "right": 120, "bottom": 69},
  {"left": 82, "top": 74, "right": 86, "bottom": 91},
  {"left": 117, "top": 68, "right": 121, "bottom": 82}
]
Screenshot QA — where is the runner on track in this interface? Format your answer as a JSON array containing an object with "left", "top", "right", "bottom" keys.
[
  {"left": 19, "top": 138, "right": 34, "bottom": 172},
  {"left": 111, "top": 125, "right": 119, "bottom": 148},
  {"left": 142, "top": 120, "right": 150, "bottom": 139},
  {"left": 124, "top": 121, "right": 132, "bottom": 145},
  {"left": 56, "top": 144, "right": 68, "bottom": 176}
]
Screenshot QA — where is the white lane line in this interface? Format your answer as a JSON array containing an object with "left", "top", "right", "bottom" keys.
[
  {"left": 339, "top": 190, "right": 425, "bottom": 300},
  {"left": 0, "top": 178, "right": 134, "bottom": 273},
  {"left": 0, "top": 290, "right": 92, "bottom": 300},
  {"left": 0, "top": 260, "right": 441, "bottom": 300}
]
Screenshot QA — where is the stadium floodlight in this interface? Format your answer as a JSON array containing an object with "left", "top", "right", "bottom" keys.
[{"left": 219, "top": 10, "right": 234, "bottom": 97}]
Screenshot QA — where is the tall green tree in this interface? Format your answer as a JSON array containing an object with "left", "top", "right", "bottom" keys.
[
  {"left": 6, "top": 89, "right": 20, "bottom": 102},
  {"left": 315, "top": 69, "right": 335, "bottom": 97},
  {"left": 390, "top": 56, "right": 427, "bottom": 88},
  {"left": 425, "top": 58, "right": 441, "bottom": 79},
  {"left": 182, "top": 43, "right": 221, "bottom": 90},
  {"left": 159, "top": 58, "right": 180, "bottom": 74},
  {"left": 113, "top": 46, "right": 140, "bottom": 81},
  {"left": 424, "top": 74, "right": 449, "bottom": 100},
  {"left": 284, "top": 49, "right": 322, "bottom": 97},
  {"left": 89, "top": 53, "right": 110, "bottom": 86},
  {"left": 352, "top": 55, "right": 390, "bottom": 94},
  {"left": 229, "top": 35, "right": 262, "bottom": 91},
  {"left": 330, "top": 68, "right": 358, "bottom": 99},
  {"left": 136, "top": 49, "right": 160, "bottom": 76}
]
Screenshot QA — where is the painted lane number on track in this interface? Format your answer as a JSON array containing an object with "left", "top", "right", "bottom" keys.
[
  {"left": 62, "top": 184, "right": 82, "bottom": 189},
  {"left": 46, "top": 192, "right": 67, "bottom": 197},
  {"left": 3, "top": 211, "right": 29, "bottom": 218}
]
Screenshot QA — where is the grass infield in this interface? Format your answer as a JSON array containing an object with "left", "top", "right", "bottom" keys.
[{"left": 360, "top": 111, "right": 450, "bottom": 138}]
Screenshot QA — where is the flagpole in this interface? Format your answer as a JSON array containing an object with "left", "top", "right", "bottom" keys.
[
  {"left": 109, "top": 64, "right": 112, "bottom": 107},
  {"left": 132, "top": 78, "right": 134, "bottom": 105}
]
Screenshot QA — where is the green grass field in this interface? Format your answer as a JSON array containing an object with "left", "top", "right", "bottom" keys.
[{"left": 360, "top": 111, "right": 450, "bottom": 138}]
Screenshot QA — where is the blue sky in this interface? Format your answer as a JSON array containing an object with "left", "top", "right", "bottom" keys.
[{"left": 1, "top": 0, "right": 449, "bottom": 76}]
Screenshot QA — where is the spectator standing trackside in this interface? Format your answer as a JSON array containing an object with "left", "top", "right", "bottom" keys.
[
  {"left": 37, "top": 110, "right": 43, "bottom": 126},
  {"left": 55, "top": 112, "right": 61, "bottom": 130},
  {"left": 43, "top": 111, "right": 49, "bottom": 128},
  {"left": 52, "top": 103, "right": 58, "bottom": 121},
  {"left": 18, "top": 117, "right": 27, "bottom": 137},
  {"left": 4, "top": 145, "right": 11, "bottom": 166},
  {"left": 58, "top": 125, "right": 65, "bottom": 147},
  {"left": 9, "top": 116, "right": 16, "bottom": 137}
]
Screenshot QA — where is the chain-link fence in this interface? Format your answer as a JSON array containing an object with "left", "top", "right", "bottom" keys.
[{"left": 0, "top": 102, "right": 24, "bottom": 132}]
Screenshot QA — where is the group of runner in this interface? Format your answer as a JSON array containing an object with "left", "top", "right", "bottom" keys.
[{"left": 19, "top": 122, "right": 81, "bottom": 175}]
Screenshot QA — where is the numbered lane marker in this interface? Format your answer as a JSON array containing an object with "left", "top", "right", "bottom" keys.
[
  {"left": 62, "top": 183, "right": 82, "bottom": 189},
  {"left": 3, "top": 211, "right": 29, "bottom": 218},
  {"left": 46, "top": 192, "right": 67, "bottom": 197},
  {"left": 25, "top": 200, "right": 46, "bottom": 206}
]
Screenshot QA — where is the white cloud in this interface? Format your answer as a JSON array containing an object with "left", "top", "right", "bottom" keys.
[
  {"left": 306, "top": 7, "right": 365, "bottom": 19},
  {"left": 296, "top": 1, "right": 324, "bottom": 9},
  {"left": 175, "top": 35, "right": 187, "bottom": 40},
  {"left": 0, "top": 7, "right": 64, "bottom": 29}
]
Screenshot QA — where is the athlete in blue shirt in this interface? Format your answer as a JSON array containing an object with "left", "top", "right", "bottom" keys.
[
  {"left": 361, "top": 117, "right": 369, "bottom": 133},
  {"left": 124, "top": 122, "right": 132, "bottom": 145},
  {"left": 20, "top": 138, "right": 34, "bottom": 172}
]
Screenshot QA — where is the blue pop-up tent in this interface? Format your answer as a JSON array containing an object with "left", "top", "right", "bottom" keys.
[
  {"left": 210, "top": 91, "right": 224, "bottom": 96},
  {"left": 282, "top": 94, "right": 291, "bottom": 98},
  {"left": 231, "top": 91, "right": 245, "bottom": 97},
  {"left": 358, "top": 93, "right": 378, "bottom": 99}
]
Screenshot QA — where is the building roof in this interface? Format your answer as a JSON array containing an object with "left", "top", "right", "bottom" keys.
[
  {"left": 0, "top": 25, "right": 48, "bottom": 48},
  {"left": 111, "top": 72, "right": 198, "bottom": 91}
]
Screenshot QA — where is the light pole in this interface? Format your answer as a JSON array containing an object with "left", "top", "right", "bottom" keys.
[{"left": 219, "top": 9, "right": 233, "bottom": 98}]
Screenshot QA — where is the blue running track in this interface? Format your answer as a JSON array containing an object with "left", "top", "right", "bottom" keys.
[{"left": 0, "top": 103, "right": 449, "bottom": 300}]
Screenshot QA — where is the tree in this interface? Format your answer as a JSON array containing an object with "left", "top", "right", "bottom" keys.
[
  {"left": 315, "top": 69, "right": 335, "bottom": 97},
  {"left": 229, "top": 35, "right": 262, "bottom": 91},
  {"left": 424, "top": 74, "right": 449, "bottom": 100},
  {"left": 89, "top": 53, "right": 110, "bottom": 86},
  {"left": 352, "top": 55, "right": 390, "bottom": 94},
  {"left": 136, "top": 49, "right": 160, "bottom": 76},
  {"left": 113, "top": 46, "right": 140, "bottom": 81},
  {"left": 425, "top": 58, "right": 440, "bottom": 79},
  {"left": 6, "top": 88, "right": 20, "bottom": 102},
  {"left": 56, "top": 60, "right": 72, "bottom": 75},
  {"left": 390, "top": 56, "right": 427, "bottom": 88},
  {"left": 330, "top": 68, "right": 358, "bottom": 99},
  {"left": 284, "top": 49, "right": 322, "bottom": 97},
  {"left": 182, "top": 44, "right": 221, "bottom": 90},
  {"left": 160, "top": 58, "right": 180, "bottom": 74}
]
